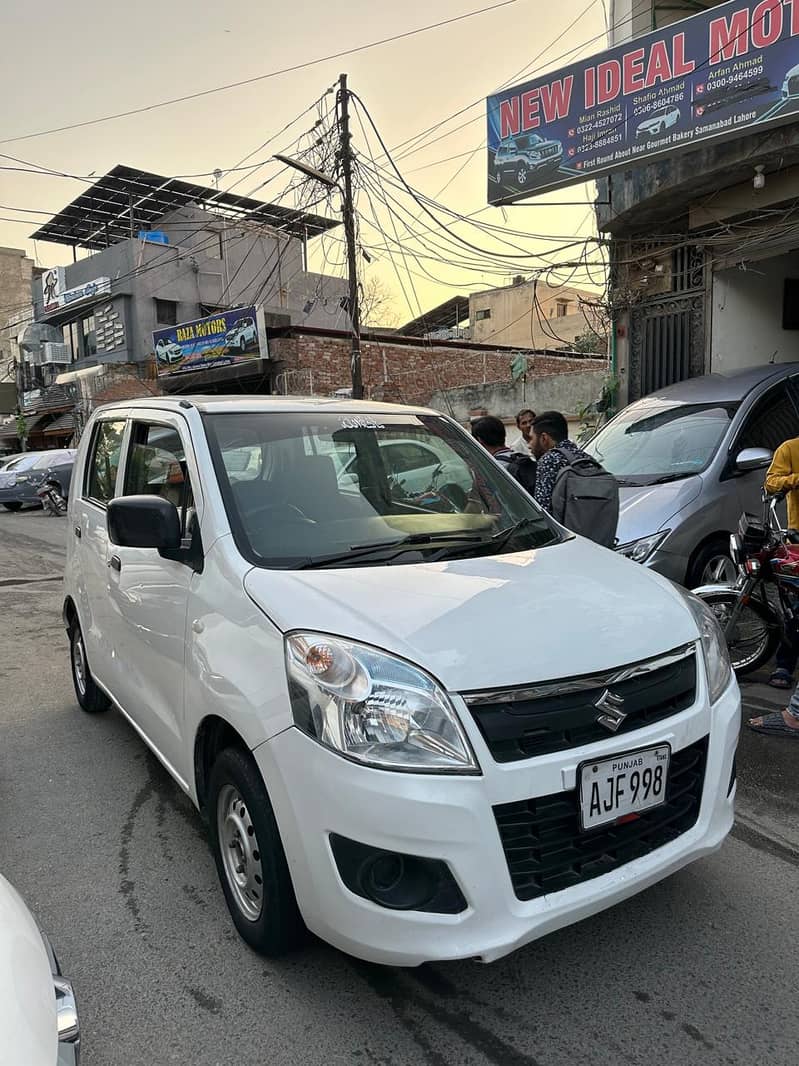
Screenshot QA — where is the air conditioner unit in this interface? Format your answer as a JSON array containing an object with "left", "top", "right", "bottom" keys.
[{"left": 41, "top": 342, "right": 71, "bottom": 364}]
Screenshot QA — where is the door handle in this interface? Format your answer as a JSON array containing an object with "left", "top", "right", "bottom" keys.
[
  {"left": 74, "top": 525, "right": 82, "bottom": 539},
  {"left": 108, "top": 555, "right": 122, "bottom": 572}
]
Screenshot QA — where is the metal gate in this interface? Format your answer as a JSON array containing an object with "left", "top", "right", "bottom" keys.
[{"left": 629, "top": 246, "right": 706, "bottom": 401}]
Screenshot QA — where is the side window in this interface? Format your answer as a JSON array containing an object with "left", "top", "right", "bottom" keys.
[
  {"left": 85, "top": 420, "right": 126, "bottom": 505},
  {"left": 737, "top": 386, "right": 799, "bottom": 454},
  {"left": 123, "top": 422, "right": 195, "bottom": 536}
]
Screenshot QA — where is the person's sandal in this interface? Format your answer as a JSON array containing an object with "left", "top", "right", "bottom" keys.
[
  {"left": 768, "top": 669, "right": 793, "bottom": 689},
  {"left": 747, "top": 711, "right": 799, "bottom": 738}
]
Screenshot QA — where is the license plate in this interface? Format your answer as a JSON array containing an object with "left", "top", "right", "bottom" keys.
[{"left": 578, "top": 745, "right": 670, "bottom": 831}]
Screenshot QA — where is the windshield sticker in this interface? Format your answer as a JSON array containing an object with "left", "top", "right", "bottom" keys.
[{"left": 339, "top": 417, "right": 385, "bottom": 430}]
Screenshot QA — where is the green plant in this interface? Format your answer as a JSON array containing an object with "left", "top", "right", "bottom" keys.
[{"left": 15, "top": 412, "right": 27, "bottom": 442}]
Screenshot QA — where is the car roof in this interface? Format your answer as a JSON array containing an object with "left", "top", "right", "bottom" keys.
[
  {"left": 638, "top": 363, "right": 799, "bottom": 404},
  {"left": 93, "top": 395, "right": 438, "bottom": 417}
]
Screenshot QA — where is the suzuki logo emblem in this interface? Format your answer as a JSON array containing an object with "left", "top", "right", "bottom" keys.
[{"left": 594, "top": 689, "right": 627, "bottom": 732}]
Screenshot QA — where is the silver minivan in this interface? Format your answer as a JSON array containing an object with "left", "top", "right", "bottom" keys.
[{"left": 584, "top": 363, "right": 799, "bottom": 585}]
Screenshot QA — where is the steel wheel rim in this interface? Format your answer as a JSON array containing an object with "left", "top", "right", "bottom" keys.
[
  {"left": 72, "top": 632, "right": 87, "bottom": 697},
  {"left": 706, "top": 597, "right": 770, "bottom": 671},
  {"left": 217, "top": 784, "right": 263, "bottom": 922},
  {"left": 701, "top": 553, "right": 737, "bottom": 585}
]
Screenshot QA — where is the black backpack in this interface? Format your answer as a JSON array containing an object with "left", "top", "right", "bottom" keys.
[
  {"left": 505, "top": 452, "right": 537, "bottom": 495},
  {"left": 550, "top": 446, "right": 618, "bottom": 547}
]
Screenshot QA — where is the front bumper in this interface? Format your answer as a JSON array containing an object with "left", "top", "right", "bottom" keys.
[{"left": 256, "top": 670, "right": 739, "bottom": 967}]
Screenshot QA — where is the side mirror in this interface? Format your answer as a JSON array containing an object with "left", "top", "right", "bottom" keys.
[
  {"left": 107, "top": 495, "right": 181, "bottom": 549},
  {"left": 736, "top": 447, "right": 773, "bottom": 472}
]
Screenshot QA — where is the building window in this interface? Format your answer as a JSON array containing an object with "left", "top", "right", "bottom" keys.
[
  {"left": 475, "top": 309, "right": 491, "bottom": 321},
  {"left": 81, "top": 314, "right": 97, "bottom": 358},
  {"left": 154, "top": 298, "right": 178, "bottom": 326},
  {"left": 556, "top": 300, "right": 570, "bottom": 318}
]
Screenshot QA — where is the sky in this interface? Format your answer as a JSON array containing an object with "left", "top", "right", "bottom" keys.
[{"left": 0, "top": 0, "right": 608, "bottom": 323}]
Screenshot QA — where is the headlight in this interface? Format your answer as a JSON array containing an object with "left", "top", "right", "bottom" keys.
[
  {"left": 616, "top": 530, "right": 670, "bottom": 563},
  {"left": 285, "top": 632, "right": 479, "bottom": 773},
  {"left": 679, "top": 590, "right": 733, "bottom": 703}
]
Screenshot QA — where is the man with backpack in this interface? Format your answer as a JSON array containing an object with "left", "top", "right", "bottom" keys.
[
  {"left": 529, "top": 410, "right": 619, "bottom": 548},
  {"left": 471, "top": 415, "right": 537, "bottom": 495}
]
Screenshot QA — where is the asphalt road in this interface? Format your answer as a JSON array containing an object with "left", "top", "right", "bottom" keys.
[{"left": 1, "top": 510, "right": 797, "bottom": 1066}]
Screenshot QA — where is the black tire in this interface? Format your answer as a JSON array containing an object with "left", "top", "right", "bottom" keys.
[
  {"left": 208, "top": 747, "right": 304, "bottom": 956},
  {"left": 69, "top": 619, "right": 111, "bottom": 713},
  {"left": 239, "top": 338, "right": 247, "bottom": 353},
  {"left": 695, "top": 589, "right": 778, "bottom": 675},
  {"left": 686, "top": 537, "right": 737, "bottom": 588},
  {"left": 3, "top": 502, "right": 22, "bottom": 512}
]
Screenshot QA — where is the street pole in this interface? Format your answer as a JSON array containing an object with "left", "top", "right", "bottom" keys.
[{"left": 337, "top": 73, "right": 363, "bottom": 399}]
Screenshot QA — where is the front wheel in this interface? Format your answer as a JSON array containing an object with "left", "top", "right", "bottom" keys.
[
  {"left": 208, "top": 747, "right": 304, "bottom": 956},
  {"left": 694, "top": 588, "right": 778, "bottom": 675},
  {"left": 69, "top": 620, "right": 110, "bottom": 712}
]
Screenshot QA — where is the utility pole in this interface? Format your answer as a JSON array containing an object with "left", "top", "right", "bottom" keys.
[{"left": 337, "top": 73, "right": 363, "bottom": 399}]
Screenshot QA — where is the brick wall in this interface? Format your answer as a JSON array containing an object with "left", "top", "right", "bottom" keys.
[{"left": 269, "top": 331, "right": 606, "bottom": 407}]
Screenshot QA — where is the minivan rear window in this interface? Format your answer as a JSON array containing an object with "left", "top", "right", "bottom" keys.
[
  {"left": 203, "top": 411, "right": 560, "bottom": 569},
  {"left": 585, "top": 401, "right": 739, "bottom": 485}
]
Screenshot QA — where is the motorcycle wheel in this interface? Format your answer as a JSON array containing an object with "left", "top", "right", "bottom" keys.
[{"left": 694, "top": 588, "right": 778, "bottom": 675}]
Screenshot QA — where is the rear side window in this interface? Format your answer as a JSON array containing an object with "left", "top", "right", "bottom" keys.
[{"left": 85, "top": 420, "right": 126, "bottom": 505}]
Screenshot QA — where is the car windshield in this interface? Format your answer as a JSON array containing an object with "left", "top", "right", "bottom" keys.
[
  {"left": 5, "top": 453, "right": 43, "bottom": 472},
  {"left": 204, "top": 411, "right": 560, "bottom": 569},
  {"left": 584, "top": 400, "right": 738, "bottom": 484}
]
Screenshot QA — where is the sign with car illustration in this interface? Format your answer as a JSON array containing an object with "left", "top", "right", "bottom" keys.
[
  {"left": 152, "top": 305, "right": 265, "bottom": 376},
  {"left": 487, "top": 0, "right": 799, "bottom": 203}
]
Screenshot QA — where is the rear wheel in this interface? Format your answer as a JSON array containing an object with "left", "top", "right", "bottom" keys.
[
  {"left": 69, "top": 620, "right": 110, "bottom": 713},
  {"left": 208, "top": 747, "right": 304, "bottom": 956},
  {"left": 2, "top": 502, "right": 22, "bottom": 512},
  {"left": 695, "top": 589, "right": 778, "bottom": 675}
]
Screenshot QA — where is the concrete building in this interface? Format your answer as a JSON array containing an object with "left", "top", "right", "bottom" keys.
[
  {"left": 0, "top": 247, "right": 36, "bottom": 413},
  {"left": 26, "top": 164, "right": 346, "bottom": 381},
  {"left": 599, "top": 0, "right": 799, "bottom": 405},
  {"left": 469, "top": 278, "right": 606, "bottom": 351}
]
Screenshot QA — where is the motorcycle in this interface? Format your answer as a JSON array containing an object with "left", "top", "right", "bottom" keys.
[
  {"left": 692, "top": 490, "right": 799, "bottom": 674},
  {"left": 36, "top": 474, "right": 67, "bottom": 517}
]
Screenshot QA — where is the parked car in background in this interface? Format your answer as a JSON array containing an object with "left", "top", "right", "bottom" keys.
[
  {"left": 63, "top": 396, "right": 737, "bottom": 967},
  {"left": 224, "top": 316, "right": 257, "bottom": 353},
  {"left": 0, "top": 450, "right": 76, "bottom": 511},
  {"left": 1, "top": 872, "right": 80, "bottom": 1065},
  {"left": 636, "top": 105, "right": 680, "bottom": 137},
  {"left": 583, "top": 364, "right": 799, "bottom": 586},
  {"left": 493, "top": 134, "right": 563, "bottom": 187},
  {"left": 155, "top": 337, "right": 184, "bottom": 365},
  {"left": 339, "top": 436, "right": 474, "bottom": 503}
]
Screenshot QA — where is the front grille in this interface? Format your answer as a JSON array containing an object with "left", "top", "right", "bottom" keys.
[
  {"left": 494, "top": 736, "right": 708, "bottom": 902},
  {"left": 465, "top": 647, "right": 696, "bottom": 762}
]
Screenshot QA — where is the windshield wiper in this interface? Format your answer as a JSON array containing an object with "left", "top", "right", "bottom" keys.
[
  {"left": 651, "top": 472, "right": 693, "bottom": 484},
  {"left": 296, "top": 530, "right": 486, "bottom": 569},
  {"left": 488, "top": 516, "right": 543, "bottom": 551}
]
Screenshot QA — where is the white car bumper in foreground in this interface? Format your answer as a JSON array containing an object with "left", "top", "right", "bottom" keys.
[{"left": 255, "top": 674, "right": 739, "bottom": 967}]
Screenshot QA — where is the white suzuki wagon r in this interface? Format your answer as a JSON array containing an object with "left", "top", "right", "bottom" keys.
[{"left": 64, "top": 396, "right": 739, "bottom": 966}]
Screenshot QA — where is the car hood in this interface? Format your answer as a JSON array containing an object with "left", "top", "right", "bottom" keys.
[
  {"left": 0, "top": 874, "right": 57, "bottom": 1066},
  {"left": 616, "top": 476, "right": 702, "bottom": 546},
  {"left": 243, "top": 536, "right": 698, "bottom": 691}
]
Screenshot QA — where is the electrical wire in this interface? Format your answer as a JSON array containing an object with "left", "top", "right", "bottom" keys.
[{"left": 0, "top": 0, "right": 526, "bottom": 146}]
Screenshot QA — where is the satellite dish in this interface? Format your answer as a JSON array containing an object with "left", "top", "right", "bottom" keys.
[{"left": 18, "top": 322, "right": 63, "bottom": 354}]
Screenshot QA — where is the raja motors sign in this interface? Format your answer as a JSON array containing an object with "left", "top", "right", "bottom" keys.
[
  {"left": 487, "top": 0, "right": 799, "bottom": 203},
  {"left": 153, "top": 305, "right": 265, "bottom": 377}
]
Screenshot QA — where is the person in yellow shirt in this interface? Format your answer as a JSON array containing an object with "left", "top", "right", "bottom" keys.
[{"left": 748, "top": 437, "right": 799, "bottom": 736}]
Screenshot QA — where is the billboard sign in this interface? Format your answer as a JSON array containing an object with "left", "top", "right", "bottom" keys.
[
  {"left": 487, "top": 0, "right": 799, "bottom": 203},
  {"left": 152, "top": 305, "right": 265, "bottom": 377},
  {"left": 42, "top": 272, "right": 111, "bottom": 316}
]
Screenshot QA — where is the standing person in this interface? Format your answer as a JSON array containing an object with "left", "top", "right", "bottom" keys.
[
  {"left": 763, "top": 435, "right": 799, "bottom": 687},
  {"left": 471, "top": 415, "right": 537, "bottom": 495},
  {"left": 509, "top": 409, "right": 536, "bottom": 455},
  {"left": 529, "top": 410, "right": 618, "bottom": 547}
]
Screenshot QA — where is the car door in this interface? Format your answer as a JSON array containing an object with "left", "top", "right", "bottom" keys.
[
  {"left": 105, "top": 414, "right": 202, "bottom": 786},
  {"left": 74, "top": 417, "right": 128, "bottom": 692},
  {"left": 732, "top": 379, "right": 799, "bottom": 518}
]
